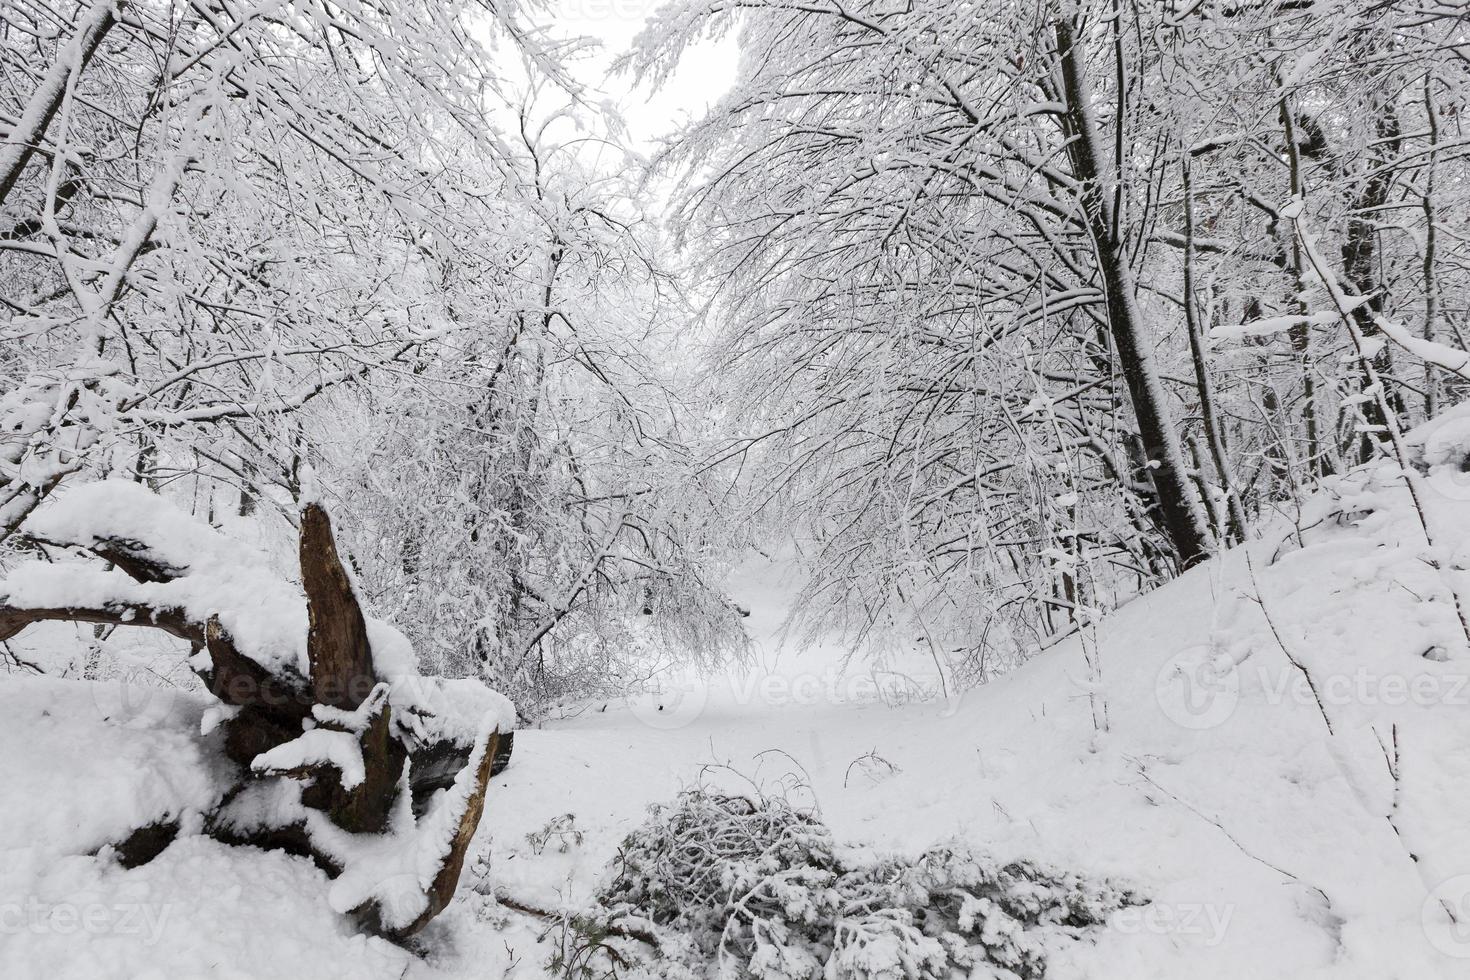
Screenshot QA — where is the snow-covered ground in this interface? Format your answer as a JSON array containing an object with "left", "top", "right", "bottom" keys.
[{"left": 5, "top": 433, "right": 1470, "bottom": 978}]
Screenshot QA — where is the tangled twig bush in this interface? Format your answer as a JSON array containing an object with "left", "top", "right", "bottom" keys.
[{"left": 560, "top": 787, "right": 1145, "bottom": 980}]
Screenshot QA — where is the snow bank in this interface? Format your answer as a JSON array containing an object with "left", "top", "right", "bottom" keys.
[
  {"left": 0, "top": 837, "right": 411, "bottom": 980},
  {"left": 0, "top": 678, "right": 392, "bottom": 977},
  {"left": 0, "top": 676, "right": 230, "bottom": 863},
  {"left": 23, "top": 479, "right": 272, "bottom": 581}
]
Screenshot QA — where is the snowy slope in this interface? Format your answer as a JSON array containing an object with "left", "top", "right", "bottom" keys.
[
  {"left": 458, "top": 493, "right": 1466, "bottom": 979},
  {"left": 4, "top": 438, "right": 1470, "bottom": 978}
]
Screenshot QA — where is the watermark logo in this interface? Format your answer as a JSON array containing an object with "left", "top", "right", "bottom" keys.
[
  {"left": 1155, "top": 644, "right": 1240, "bottom": 730},
  {"left": 1155, "top": 647, "right": 1470, "bottom": 730},
  {"left": 1110, "top": 901, "right": 1234, "bottom": 946},
  {"left": 627, "top": 675, "right": 709, "bottom": 731},
  {"left": 625, "top": 667, "right": 956, "bottom": 730},
  {"left": 1426, "top": 460, "right": 1470, "bottom": 503},
  {"left": 0, "top": 898, "right": 171, "bottom": 944},
  {"left": 1423, "top": 875, "right": 1470, "bottom": 958},
  {"left": 89, "top": 677, "right": 178, "bottom": 729}
]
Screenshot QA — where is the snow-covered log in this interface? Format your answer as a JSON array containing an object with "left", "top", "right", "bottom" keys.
[{"left": 0, "top": 480, "right": 515, "bottom": 938}]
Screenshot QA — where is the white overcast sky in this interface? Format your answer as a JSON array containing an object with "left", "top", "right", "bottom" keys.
[{"left": 545, "top": 0, "right": 738, "bottom": 149}]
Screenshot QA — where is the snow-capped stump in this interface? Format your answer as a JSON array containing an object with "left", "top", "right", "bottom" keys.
[{"left": 0, "top": 480, "right": 515, "bottom": 940}]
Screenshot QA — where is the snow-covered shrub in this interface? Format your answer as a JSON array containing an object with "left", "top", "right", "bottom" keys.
[{"left": 562, "top": 787, "right": 1144, "bottom": 979}]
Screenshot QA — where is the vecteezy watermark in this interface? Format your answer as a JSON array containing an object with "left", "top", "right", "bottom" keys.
[
  {"left": 626, "top": 666, "right": 959, "bottom": 730},
  {"left": 627, "top": 674, "right": 710, "bottom": 730},
  {"left": 724, "top": 669, "right": 941, "bottom": 712},
  {"left": 0, "top": 898, "right": 172, "bottom": 944},
  {"left": 1154, "top": 647, "right": 1470, "bottom": 730},
  {"left": 1154, "top": 644, "right": 1240, "bottom": 730},
  {"left": 1110, "top": 901, "right": 1235, "bottom": 947},
  {"left": 1423, "top": 875, "right": 1470, "bottom": 959},
  {"left": 1426, "top": 462, "right": 1470, "bottom": 503},
  {"left": 89, "top": 677, "right": 179, "bottom": 729}
]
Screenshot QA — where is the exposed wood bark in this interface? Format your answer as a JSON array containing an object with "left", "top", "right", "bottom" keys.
[
  {"left": 385, "top": 731, "right": 499, "bottom": 939},
  {"left": 296, "top": 503, "right": 404, "bottom": 832},
  {"left": 202, "top": 617, "right": 316, "bottom": 766},
  {"left": 408, "top": 731, "right": 515, "bottom": 817},
  {"left": 300, "top": 698, "right": 406, "bottom": 835},
  {"left": 25, "top": 532, "right": 185, "bottom": 583},
  {"left": 206, "top": 820, "right": 338, "bottom": 875},
  {"left": 491, "top": 729, "right": 514, "bottom": 777},
  {"left": 201, "top": 615, "right": 312, "bottom": 715},
  {"left": 300, "top": 502, "right": 377, "bottom": 710},
  {"left": 0, "top": 602, "right": 201, "bottom": 646},
  {"left": 112, "top": 821, "right": 180, "bottom": 869}
]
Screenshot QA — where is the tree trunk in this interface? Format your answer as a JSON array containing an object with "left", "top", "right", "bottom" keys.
[
  {"left": 1277, "top": 100, "right": 1331, "bottom": 479},
  {"left": 1421, "top": 72, "right": 1441, "bottom": 421},
  {"left": 1182, "top": 159, "right": 1247, "bottom": 543},
  {"left": 1340, "top": 56, "right": 1407, "bottom": 461},
  {"left": 1054, "top": 17, "right": 1212, "bottom": 568},
  {"left": 300, "top": 502, "right": 377, "bottom": 710},
  {"left": 298, "top": 502, "right": 404, "bottom": 834}
]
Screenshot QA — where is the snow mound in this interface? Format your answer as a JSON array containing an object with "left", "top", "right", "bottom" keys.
[
  {"left": 23, "top": 479, "right": 273, "bottom": 582},
  {"left": 6, "top": 480, "right": 309, "bottom": 679},
  {"left": 0, "top": 679, "right": 403, "bottom": 978},
  {"left": 0, "top": 676, "right": 231, "bottom": 863},
  {"left": 0, "top": 836, "right": 411, "bottom": 980}
]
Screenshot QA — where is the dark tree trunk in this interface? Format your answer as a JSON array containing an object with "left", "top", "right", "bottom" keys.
[
  {"left": 1340, "top": 54, "right": 1407, "bottom": 462},
  {"left": 297, "top": 502, "right": 404, "bottom": 833},
  {"left": 1182, "top": 160, "right": 1247, "bottom": 543},
  {"left": 1277, "top": 101, "right": 1331, "bottom": 479},
  {"left": 1054, "top": 17, "right": 1212, "bottom": 569}
]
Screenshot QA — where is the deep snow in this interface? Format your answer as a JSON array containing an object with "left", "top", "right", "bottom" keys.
[{"left": 4, "top": 440, "right": 1470, "bottom": 978}]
